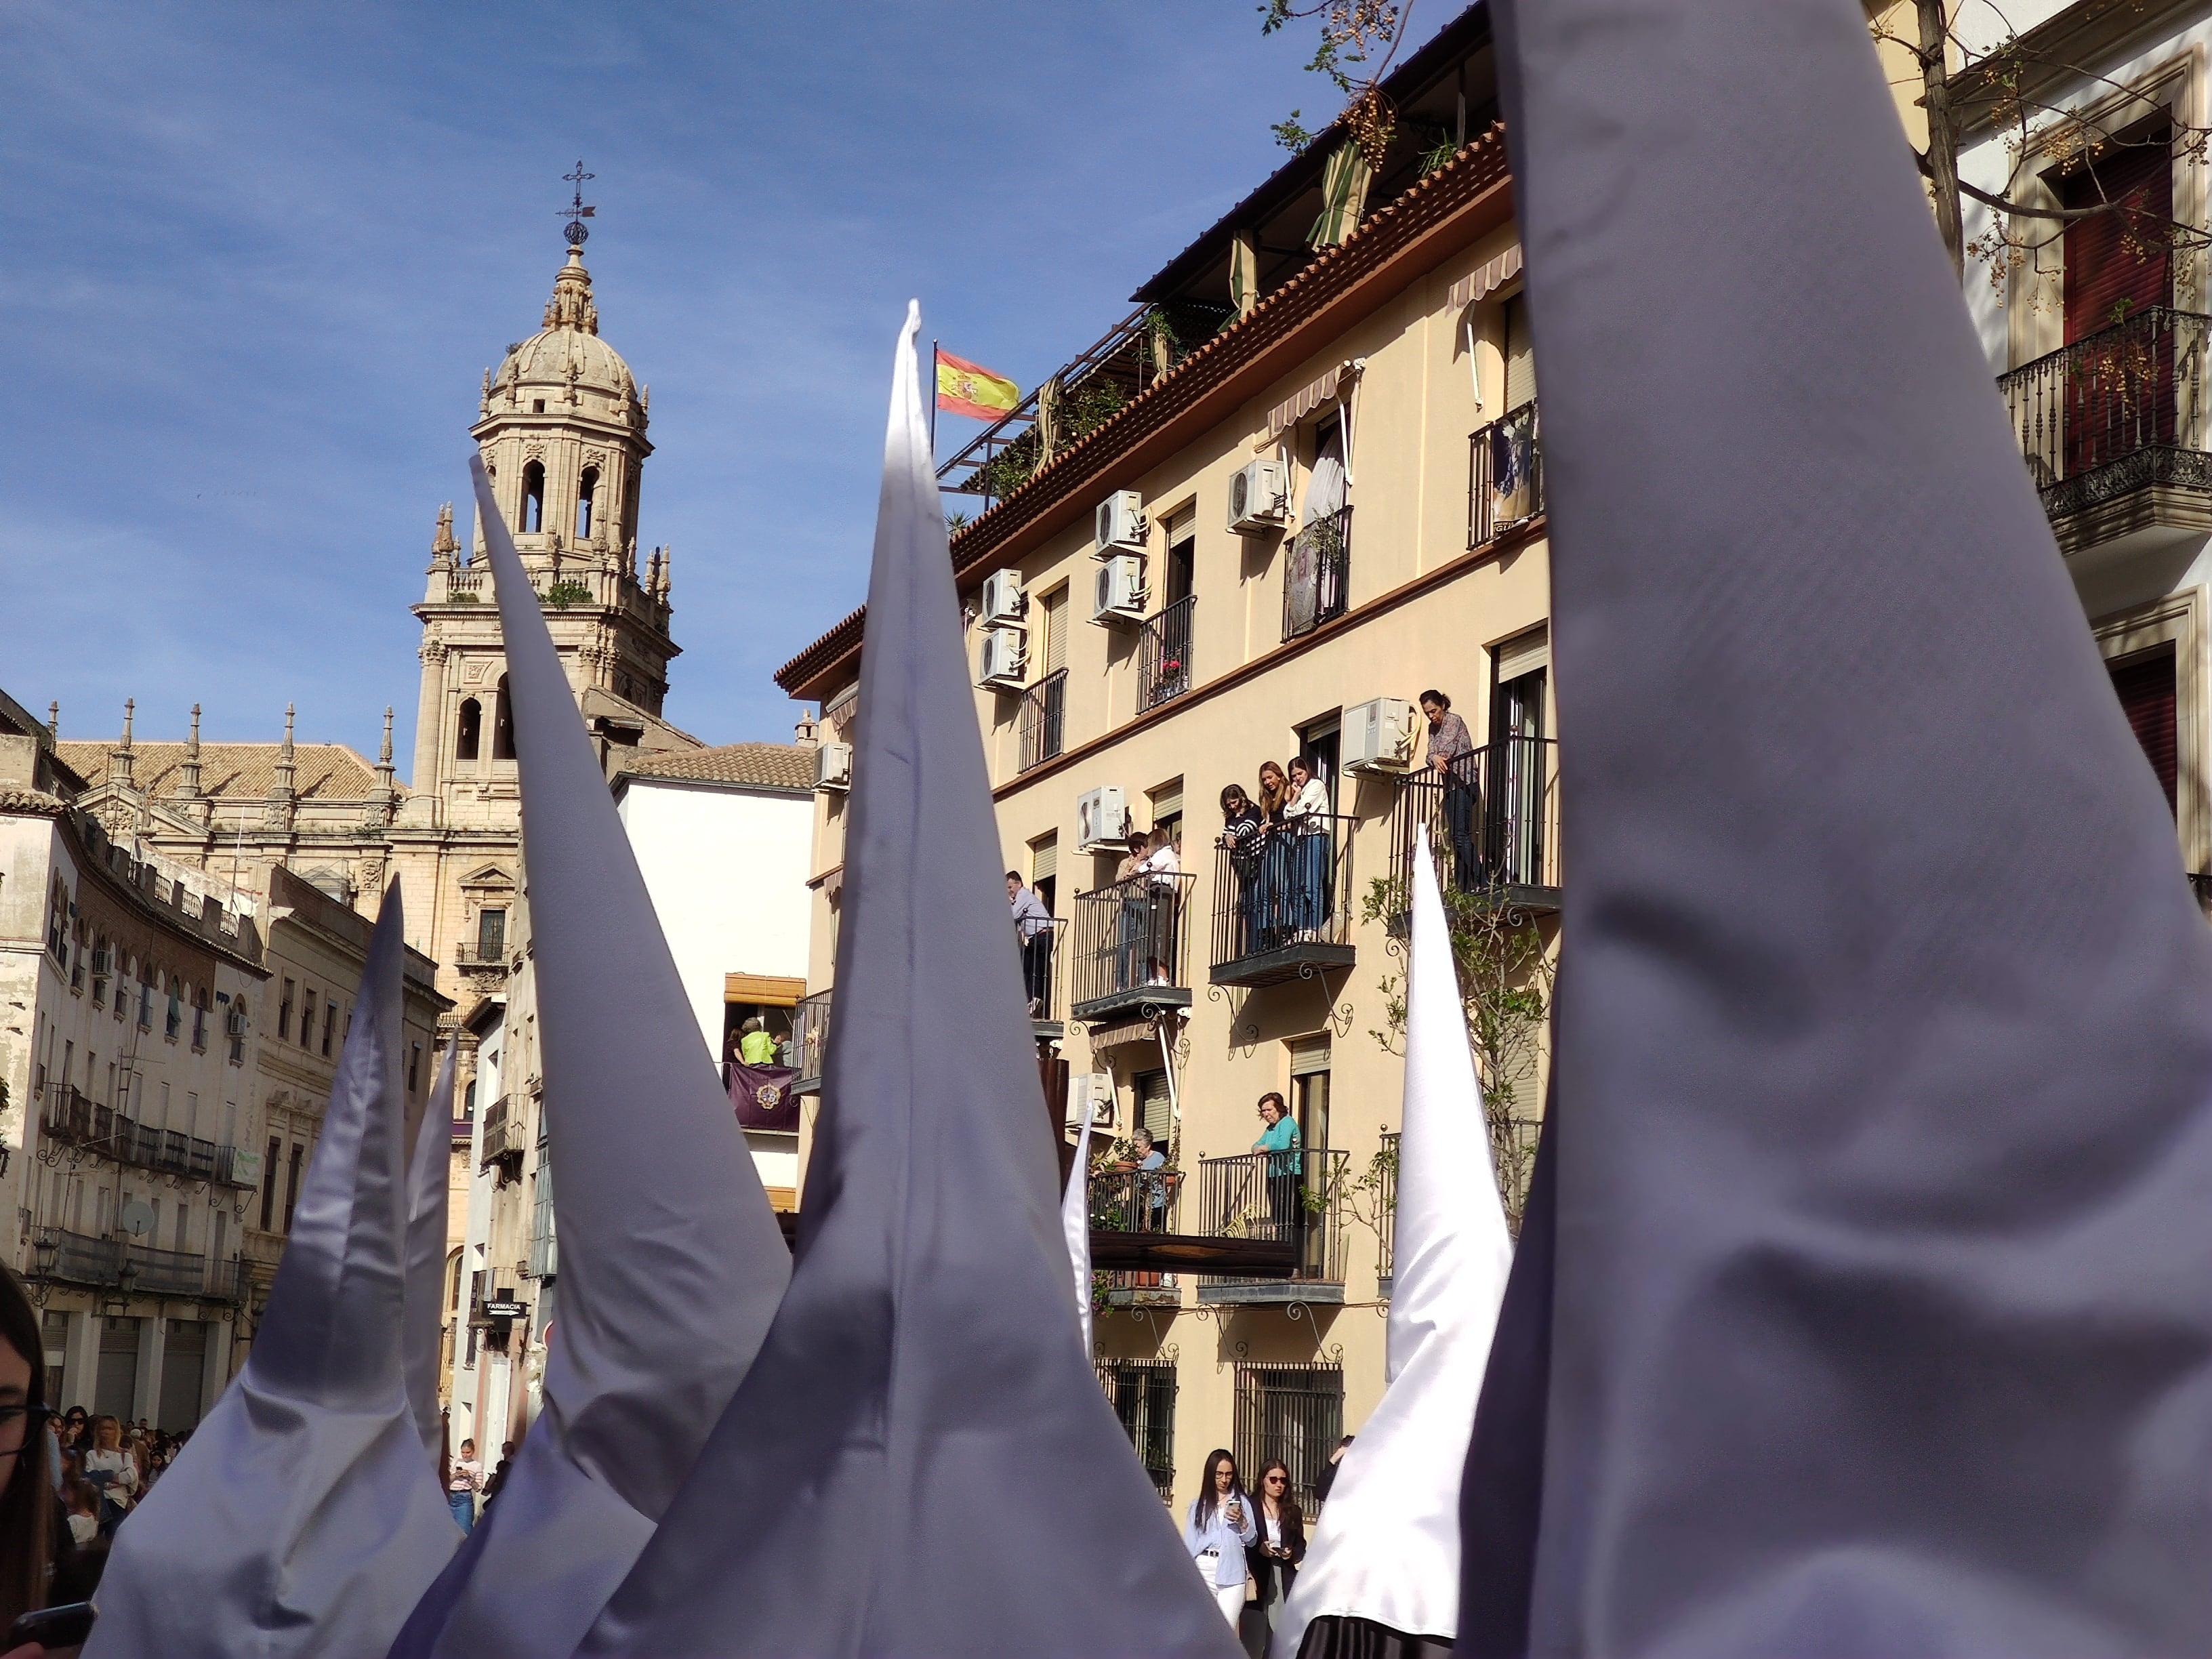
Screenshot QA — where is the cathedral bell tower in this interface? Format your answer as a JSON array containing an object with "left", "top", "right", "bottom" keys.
[{"left": 409, "top": 169, "right": 681, "bottom": 804}]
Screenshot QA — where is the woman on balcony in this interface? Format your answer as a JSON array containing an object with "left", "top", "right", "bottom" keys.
[
  {"left": 1283, "top": 756, "right": 1332, "bottom": 941},
  {"left": 1113, "top": 831, "right": 1149, "bottom": 994},
  {"left": 1254, "top": 762, "right": 1290, "bottom": 950},
  {"left": 1141, "top": 827, "right": 1181, "bottom": 987},
  {"left": 1218, "top": 784, "right": 1265, "bottom": 959}
]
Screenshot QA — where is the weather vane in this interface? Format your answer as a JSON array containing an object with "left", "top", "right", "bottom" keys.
[{"left": 561, "top": 160, "right": 596, "bottom": 247}]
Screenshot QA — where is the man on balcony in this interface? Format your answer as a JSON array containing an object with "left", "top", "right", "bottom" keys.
[
  {"left": 1007, "top": 872, "right": 1054, "bottom": 1017},
  {"left": 1421, "top": 690, "right": 1483, "bottom": 890}
]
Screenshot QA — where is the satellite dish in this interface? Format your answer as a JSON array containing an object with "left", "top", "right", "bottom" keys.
[{"left": 119, "top": 1200, "right": 155, "bottom": 1242}]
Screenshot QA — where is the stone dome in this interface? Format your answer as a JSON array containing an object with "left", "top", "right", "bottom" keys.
[{"left": 488, "top": 248, "right": 640, "bottom": 410}]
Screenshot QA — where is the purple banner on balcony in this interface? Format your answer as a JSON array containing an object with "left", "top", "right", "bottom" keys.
[{"left": 727, "top": 1063, "right": 800, "bottom": 1132}]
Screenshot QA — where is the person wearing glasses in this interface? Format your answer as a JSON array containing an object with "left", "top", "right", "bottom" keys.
[
  {"left": 0, "top": 1265, "right": 60, "bottom": 1641},
  {"left": 1184, "top": 1448, "right": 1258, "bottom": 1631},
  {"left": 1244, "top": 1460, "right": 1307, "bottom": 1647}
]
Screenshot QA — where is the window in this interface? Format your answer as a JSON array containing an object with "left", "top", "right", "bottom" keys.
[
  {"left": 576, "top": 466, "right": 599, "bottom": 539},
  {"left": 2062, "top": 116, "right": 2173, "bottom": 345},
  {"left": 1147, "top": 780, "right": 1183, "bottom": 852},
  {"left": 1291, "top": 1037, "right": 1331, "bottom": 1153},
  {"left": 2111, "top": 644, "right": 2179, "bottom": 817},
  {"left": 409, "top": 1042, "right": 423, "bottom": 1095},
  {"left": 321, "top": 1001, "right": 337, "bottom": 1058},
  {"left": 1097, "top": 1358, "right": 1177, "bottom": 1499},
  {"left": 477, "top": 907, "right": 508, "bottom": 961},
  {"left": 1039, "top": 584, "right": 1070, "bottom": 676},
  {"left": 45, "top": 884, "right": 68, "bottom": 965},
  {"left": 192, "top": 994, "right": 206, "bottom": 1052},
  {"left": 300, "top": 990, "right": 316, "bottom": 1050},
  {"left": 138, "top": 978, "right": 153, "bottom": 1030},
  {"left": 455, "top": 698, "right": 483, "bottom": 762},
  {"left": 1164, "top": 507, "right": 1195, "bottom": 605},
  {"left": 173, "top": 1202, "right": 189, "bottom": 1252},
  {"left": 493, "top": 676, "right": 516, "bottom": 760},
  {"left": 1235, "top": 1361, "right": 1344, "bottom": 1513},
  {"left": 279, "top": 980, "right": 294, "bottom": 1042},
  {"left": 1134, "top": 1069, "right": 1173, "bottom": 1144},
  {"left": 260, "top": 1137, "right": 281, "bottom": 1231},
  {"left": 165, "top": 980, "right": 182, "bottom": 1040},
  {"left": 531, "top": 398, "right": 545, "bottom": 414},
  {"left": 522, "top": 461, "right": 546, "bottom": 533},
  {"left": 283, "top": 1143, "right": 304, "bottom": 1233}
]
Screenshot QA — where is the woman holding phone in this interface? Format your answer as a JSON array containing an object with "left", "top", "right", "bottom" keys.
[
  {"left": 1244, "top": 1460, "right": 1307, "bottom": 1643},
  {"left": 1184, "top": 1447, "right": 1257, "bottom": 1630}
]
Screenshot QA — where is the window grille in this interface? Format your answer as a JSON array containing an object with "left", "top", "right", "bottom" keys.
[
  {"left": 1235, "top": 1360, "right": 1343, "bottom": 1512},
  {"left": 1097, "top": 1357, "right": 1177, "bottom": 1500}
]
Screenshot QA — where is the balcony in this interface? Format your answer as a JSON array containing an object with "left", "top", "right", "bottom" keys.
[
  {"left": 1375, "top": 1129, "right": 1399, "bottom": 1298},
  {"left": 1017, "top": 669, "right": 1067, "bottom": 773},
  {"left": 1209, "top": 815, "right": 1357, "bottom": 989},
  {"left": 1138, "top": 596, "right": 1195, "bottom": 711},
  {"left": 1069, "top": 872, "right": 1196, "bottom": 1024},
  {"left": 1388, "top": 737, "right": 1562, "bottom": 924},
  {"left": 1086, "top": 1164, "right": 1185, "bottom": 1308},
  {"left": 39, "top": 1087, "right": 250, "bottom": 1189},
  {"left": 790, "top": 987, "right": 832, "bottom": 1096},
  {"left": 1020, "top": 917, "right": 1069, "bottom": 1038},
  {"left": 1999, "top": 307, "right": 2212, "bottom": 558},
  {"left": 40, "top": 1228, "right": 227, "bottom": 1301},
  {"left": 1282, "top": 506, "right": 1351, "bottom": 642},
  {"left": 1470, "top": 400, "right": 1543, "bottom": 547},
  {"left": 1194, "top": 1149, "right": 1349, "bottom": 1305}
]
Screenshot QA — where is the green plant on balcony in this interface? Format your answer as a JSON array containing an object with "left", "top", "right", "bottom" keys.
[
  {"left": 541, "top": 579, "right": 593, "bottom": 610},
  {"left": 1361, "top": 873, "right": 1554, "bottom": 1233}
]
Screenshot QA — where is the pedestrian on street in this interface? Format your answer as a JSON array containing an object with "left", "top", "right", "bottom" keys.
[
  {"left": 1185, "top": 1448, "right": 1257, "bottom": 1631},
  {"left": 0, "top": 1265, "right": 61, "bottom": 1640},
  {"left": 82, "top": 1415, "right": 138, "bottom": 1534},
  {"left": 1245, "top": 1459, "right": 1307, "bottom": 1647},
  {"left": 448, "top": 1437, "right": 483, "bottom": 1534}
]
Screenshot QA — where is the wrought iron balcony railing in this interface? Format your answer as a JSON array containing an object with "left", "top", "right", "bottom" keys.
[
  {"left": 1017, "top": 669, "right": 1067, "bottom": 773},
  {"left": 1138, "top": 596, "right": 1195, "bottom": 712},
  {"left": 791, "top": 987, "right": 833, "bottom": 1095},
  {"left": 1195, "top": 1148, "right": 1349, "bottom": 1303},
  {"left": 1470, "top": 398, "right": 1543, "bottom": 546},
  {"left": 480, "top": 1097, "right": 525, "bottom": 1171},
  {"left": 1209, "top": 813, "right": 1357, "bottom": 988},
  {"left": 1389, "top": 736, "right": 1562, "bottom": 919},
  {"left": 40, "top": 1087, "right": 249, "bottom": 1189},
  {"left": 1998, "top": 306, "right": 2212, "bottom": 520},
  {"left": 1087, "top": 1163, "right": 1184, "bottom": 1307},
  {"left": 1375, "top": 1129, "right": 1399, "bottom": 1292},
  {"left": 1019, "top": 916, "right": 1069, "bottom": 1031},
  {"left": 1282, "top": 506, "right": 1351, "bottom": 642},
  {"left": 1069, "top": 871, "right": 1197, "bottom": 1023}
]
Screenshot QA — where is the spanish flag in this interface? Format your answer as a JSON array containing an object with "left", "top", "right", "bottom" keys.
[{"left": 935, "top": 349, "right": 1021, "bottom": 421}]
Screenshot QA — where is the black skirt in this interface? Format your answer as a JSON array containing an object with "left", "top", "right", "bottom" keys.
[{"left": 1296, "top": 1614, "right": 1454, "bottom": 1659}]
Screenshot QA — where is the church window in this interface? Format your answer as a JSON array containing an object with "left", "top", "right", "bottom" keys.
[
  {"left": 477, "top": 907, "right": 507, "bottom": 960},
  {"left": 493, "top": 676, "right": 516, "bottom": 760},
  {"left": 533, "top": 400, "right": 546, "bottom": 414},
  {"left": 455, "top": 698, "right": 482, "bottom": 762},
  {"left": 577, "top": 467, "right": 599, "bottom": 539},
  {"left": 523, "top": 462, "right": 546, "bottom": 533}
]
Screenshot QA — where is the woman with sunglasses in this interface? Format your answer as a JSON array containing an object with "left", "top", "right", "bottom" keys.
[
  {"left": 0, "top": 1264, "right": 60, "bottom": 1640},
  {"left": 1244, "top": 1460, "right": 1307, "bottom": 1647}
]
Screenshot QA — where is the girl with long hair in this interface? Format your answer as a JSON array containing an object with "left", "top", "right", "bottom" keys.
[
  {"left": 1246, "top": 1459, "right": 1307, "bottom": 1641},
  {"left": 0, "top": 1263, "right": 57, "bottom": 1635},
  {"left": 1184, "top": 1447, "right": 1256, "bottom": 1631}
]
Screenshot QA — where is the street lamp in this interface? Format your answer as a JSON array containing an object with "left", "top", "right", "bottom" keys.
[
  {"left": 101, "top": 1255, "right": 138, "bottom": 1319},
  {"left": 26, "top": 1226, "right": 60, "bottom": 1307}
]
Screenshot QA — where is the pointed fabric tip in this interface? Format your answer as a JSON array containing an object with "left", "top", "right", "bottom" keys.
[
  {"left": 388, "top": 455, "right": 790, "bottom": 1659},
  {"left": 1462, "top": 0, "right": 2212, "bottom": 1652},
  {"left": 1061, "top": 1107, "right": 1097, "bottom": 1358},
  {"left": 1273, "top": 828, "right": 1511, "bottom": 1658},
  {"left": 89, "top": 887, "right": 457, "bottom": 1659},
  {"left": 577, "top": 311, "right": 1237, "bottom": 1658},
  {"left": 405, "top": 1038, "right": 460, "bottom": 1463}
]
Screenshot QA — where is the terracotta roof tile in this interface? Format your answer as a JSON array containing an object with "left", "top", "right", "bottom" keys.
[
  {"left": 617, "top": 743, "right": 815, "bottom": 792},
  {"left": 58, "top": 741, "right": 386, "bottom": 801}
]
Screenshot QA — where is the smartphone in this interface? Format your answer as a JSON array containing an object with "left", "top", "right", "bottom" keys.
[{"left": 7, "top": 1600, "right": 97, "bottom": 1649}]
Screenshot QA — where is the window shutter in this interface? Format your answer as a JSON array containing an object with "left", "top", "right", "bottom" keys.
[
  {"left": 1030, "top": 834, "right": 1057, "bottom": 885},
  {"left": 2110, "top": 645, "right": 2179, "bottom": 816},
  {"left": 1502, "top": 295, "right": 1538, "bottom": 410},
  {"left": 1042, "top": 586, "right": 1070, "bottom": 676},
  {"left": 1289, "top": 1035, "right": 1331, "bottom": 1078},
  {"left": 2062, "top": 127, "right": 2173, "bottom": 342},
  {"left": 1149, "top": 779, "right": 1183, "bottom": 827},
  {"left": 1139, "top": 1070, "right": 1173, "bottom": 1141},
  {"left": 1494, "top": 626, "right": 1549, "bottom": 682}
]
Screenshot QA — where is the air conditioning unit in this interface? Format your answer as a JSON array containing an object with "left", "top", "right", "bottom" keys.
[
  {"left": 977, "top": 625, "right": 1027, "bottom": 691},
  {"left": 1344, "top": 697, "right": 1420, "bottom": 773},
  {"left": 1091, "top": 556, "right": 1147, "bottom": 626},
  {"left": 1076, "top": 785, "right": 1129, "bottom": 853},
  {"left": 814, "top": 741, "right": 853, "bottom": 793},
  {"left": 1092, "top": 490, "right": 1147, "bottom": 557},
  {"left": 1067, "top": 1071, "right": 1117, "bottom": 1130},
  {"left": 979, "top": 569, "right": 1026, "bottom": 628},
  {"left": 225, "top": 1006, "right": 248, "bottom": 1037},
  {"left": 1228, "top": 458, "right": 1290, "bottom": 532},
  {"left": 90, "top": 948, "right": 112, "bottom": 978}
]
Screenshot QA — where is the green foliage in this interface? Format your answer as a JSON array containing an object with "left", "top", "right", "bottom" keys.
[
  {"left": 541, "top": 579, "right": 593, "bottom": 610},
  {"left": 1273, "top": 110, "right": 1317, "bottom": 152},
  {"left": 1418, "top": 129, "right": 1462, "bottom": 176},
  {"left": 945, "top": 510, "right": 971, "bottom": 532}
]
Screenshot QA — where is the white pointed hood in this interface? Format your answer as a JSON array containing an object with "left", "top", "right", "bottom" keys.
[
  {"left": 404, "top": 1039, "right": 459, "bottom": 1464},
  {"left": 386, "top": 459, "right": 792, "bottom": 1659},
  {"left": 89, "top": 886, "right": 459, "bottom": 1659}
]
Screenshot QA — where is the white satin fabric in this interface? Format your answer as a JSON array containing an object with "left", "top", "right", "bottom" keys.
[{"left": 1271, "top": 827, "right": 1513, "bottom": 1656}]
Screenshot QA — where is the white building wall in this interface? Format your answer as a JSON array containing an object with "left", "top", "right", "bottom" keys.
[{"left": 614, "top": 779, "right": 813, "bottom": 1055}]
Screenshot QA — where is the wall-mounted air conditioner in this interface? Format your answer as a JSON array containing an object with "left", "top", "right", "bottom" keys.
[
  {"left": 977, "top": 625, "right": 1028, "bottom": 691},
  {"left": 1091, "top": 556, "right": 1147, "bottom": 626},
  {"left": 1093, "top": 490, "right": 1147, "bottom": 557},
  {"left": 90, "top": 948, "right": 113, "bottom": 978},
  {"left": 1228, "top": 458, "right": 1290, "bottom": 532},
  {"left": 226, "top": 1005, "right": 249, "bottom": 1037},
  {"left": 1343, "top": 697, "right": 1420, "bottom": 773},
  {"left": 979, "top": 569, "right": 1027, "bottom": 628},
  {"left": 1067, "top": 1071, "right": 1117, "bottom": 1130},
  {"left": 1076, "top": 785, "right": 1129, "bottom": 853},
  {"left": 814, "top": 741, "right": 853, "bottom": 793}
]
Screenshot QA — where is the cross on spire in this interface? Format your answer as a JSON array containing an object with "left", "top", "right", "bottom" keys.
[{"left": 561, "top": 160, "right": 597, "bottom": 248}]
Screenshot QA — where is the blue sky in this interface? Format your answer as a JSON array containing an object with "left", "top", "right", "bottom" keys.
[{"left": 3, "top": 1, "right": 1443, "bottom": 769}]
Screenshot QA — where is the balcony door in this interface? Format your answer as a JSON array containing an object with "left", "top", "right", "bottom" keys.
[
  {"left": 2062, "top": 119, "right": 2172, "bottom": 344},
  {"left": 1490, "top": 631, "right": 1549, "bottom": 885},
  {"left": 2111, "top": 642, "right": 2179, "bottom": 818}
]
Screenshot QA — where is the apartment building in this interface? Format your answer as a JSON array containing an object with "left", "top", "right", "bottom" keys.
[
  {"left": 777, "top": 4, "right": 1554, "bottom": 1513},
  {"left": 1881, "top": 0, "right": 2212, "bottom": 882}
]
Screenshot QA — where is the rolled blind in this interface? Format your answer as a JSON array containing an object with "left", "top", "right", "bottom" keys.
[
  {"left": 1030, "top": 834, "right": 1057, "bottom": 884},
  {"left": 2062, "top": 127, "right": 2172, "bottom": 342},
  {"left": 2110, "top": 645, "right": 2178, "bottom": 816},
  {"left": 1503, "top": 295, "right": 1538, "bottom": 411}
]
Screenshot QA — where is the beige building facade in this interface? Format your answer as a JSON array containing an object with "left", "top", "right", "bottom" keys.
[{"left": 778, "top": 6, "right": 1554, "bottom": 1518}]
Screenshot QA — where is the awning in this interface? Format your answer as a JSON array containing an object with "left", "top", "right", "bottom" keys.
[
  {"left": 1267, "top": 363, "right": 1347, "bottom": 441},
  {"left": 1084, "top": 1018, "right": 1158, "bottom": 1050},
  {"left": 1448, "top": 243, "right": 1524, "bottom": 311}
]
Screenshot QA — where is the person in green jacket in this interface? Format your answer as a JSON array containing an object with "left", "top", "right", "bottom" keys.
[{"left": 737, "top": 1017, "right": 779, "bottom": 1067}]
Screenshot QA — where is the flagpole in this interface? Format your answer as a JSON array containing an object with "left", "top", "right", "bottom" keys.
[{"left": 928, "top": 338, "right": 939, "bottom": 455}]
